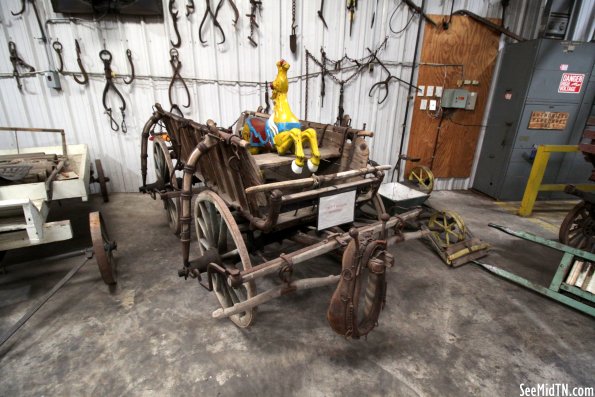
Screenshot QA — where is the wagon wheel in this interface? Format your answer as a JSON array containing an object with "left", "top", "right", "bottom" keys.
[
  {"left": 153, "top": 137, "right": 181, "bottom": 235},
  {"left": 559, "top": 201, "right": 595, "bottom": 251},
  {"left": 356, "top": 194, "right": 387, "bottom": 223},
  {"left": 89, "top": 211, "right": 117, "bottom": 285},
  {"left": 408, "top": 166, "right": 434, "bottom": 193},
  {"left": 427, "top": 210, "right": 466, "bottom": 248},
  {"left": 94, "top": 159, "right": 110, "bottom": 203},
  {"left": 194, "top": 190, "right": 256, "bottom": 327}
]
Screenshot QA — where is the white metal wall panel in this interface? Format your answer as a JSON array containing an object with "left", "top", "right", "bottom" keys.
[{"left": 0, "top": 0, "right": 509, "bottom": 192}]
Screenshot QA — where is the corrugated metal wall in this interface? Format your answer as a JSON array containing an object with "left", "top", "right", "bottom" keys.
[{"left": 0, "top": 0, "right": 506, "bottom": 193}]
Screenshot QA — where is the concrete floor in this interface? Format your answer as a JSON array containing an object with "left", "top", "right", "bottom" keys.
[{"left": 0, "top": 191, "right": 593, "bottom": 396}]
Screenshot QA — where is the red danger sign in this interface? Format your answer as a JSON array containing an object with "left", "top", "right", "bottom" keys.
[{"left": 558, "top": 73, "right": 584, "bottom": 93}]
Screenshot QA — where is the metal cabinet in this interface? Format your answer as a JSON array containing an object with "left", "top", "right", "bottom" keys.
[{"left": 473, "top": 38, "right": 595, "bottom": 201}]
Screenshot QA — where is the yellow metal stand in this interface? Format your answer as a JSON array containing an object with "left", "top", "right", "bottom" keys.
[{"left": 518, "top": 145, "right": 595, "bottom": 217}]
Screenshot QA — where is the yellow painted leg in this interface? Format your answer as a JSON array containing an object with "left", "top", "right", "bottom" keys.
[
  {"left": 301, "top": 128, "right": 320, "bottom": 172},
  {"left": 274, "top": 129, "right": 305, "bottom": 174}
]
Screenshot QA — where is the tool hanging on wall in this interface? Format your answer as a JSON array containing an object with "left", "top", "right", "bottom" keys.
[
  {"left": 229, "top": 0, "right": 240, "bottom": 25},
  {"left": 11, "top": 0, "right": 27, "bottom": 15},
  {"left": 199, "top": 0, "right": 225, "bottom": 45},
  {"left": 347, "top": 0, "right": 357, "bottom": 36},
  {"left": 168, "top": 48, "right": 191, "bottom": 116},
  {"left": 72, "top": 39, "right": 88, "bottom": 85},
  {"left": 52, "top": 40, "right": 64, "bottom": 74},
  {"left": 317, "top": 0, "right": 328, "bottom": 28},
  {"left": 247, "top": 0, "right": 262, "bottom": 47},
  {"left": 305, "top": 40, "right": 386, "bottom": 124},
  {"left": 320, "top": 48, "right": 326, "bottom": 106},
  {"left": 289, "top": 0, "right": 297, "bottom": 53},
  {"left": 367, "top": 48, "right": 418, "bottom": 104},
  {"left": 169, "top": 0, "right": 182, "bottom": 48},
  {"left": 370, "top": 0, "right": 379, "bottom": 28},
  {"left": 264, "top": 81, "right": 270, "bottom": 113},
  {"left": 123, "top": 49, "right": 135, "bottom": 85},
  {"left": 99, "top": 50, "right": 127, "bottom": 133},
  {"left": 336, "top": 83, "right": 345, "bottom": 125},
  {"left": 8, "top": 41, "right": 35, "bottom": 91},
  {"left": 186, "top": 0, "right": 195, "bottom": 16}
]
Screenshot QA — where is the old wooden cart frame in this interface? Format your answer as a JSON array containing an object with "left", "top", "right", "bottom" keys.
[{"left": 140, "top": 105, "right": 425, "bottom": 336}]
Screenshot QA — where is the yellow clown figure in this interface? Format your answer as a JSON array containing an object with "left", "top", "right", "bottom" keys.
[{"left": 243, "top": 59, "right": 320, "bottom": 174}]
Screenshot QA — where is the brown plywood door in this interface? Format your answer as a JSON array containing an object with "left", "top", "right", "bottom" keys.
[{"left": 405, "top": 15, "right": 500, "bottom": 179}]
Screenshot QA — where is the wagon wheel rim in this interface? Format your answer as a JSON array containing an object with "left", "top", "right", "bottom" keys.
[
  {"left": 428, "top": 210, "right": 466, "bottom": 247},
  {"left": 194, "top": 190, "right": 256, "bottom": 327},
  {"left": 408, "top": 166, "right": 434, "bottom": 193},
  {"left": 95, "top": 159, "right": 109, "bottom": 203},
  {"left": 152, "top": 136, "right": 177, "bottom": 189},
  {"left": 165, "top": 197, "right": 181, "bottom": 236},
  {"left": 153, "top": 137, "right": 180, "bottom": 234},
  {"left": 355, "top": 194, "right": 387, "bottom": 224},
  {"left": 90, "top": 211, "right": 117, "bottom": 285},
  {"left": 560, "top": 201, "right": 595, "bottom": 251}
]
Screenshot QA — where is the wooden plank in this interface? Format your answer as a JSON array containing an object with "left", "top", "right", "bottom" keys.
[
  {"left": 253, "top": 147, "right": 340, "bottom": 169},
  {"left": 405, "top": 15, "right": 500, "bottom": 178},
  {"left": 0, "top": 220, "right": 72, "bottom": 251}
]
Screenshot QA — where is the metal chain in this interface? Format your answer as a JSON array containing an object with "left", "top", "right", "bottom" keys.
[
  {"left": 291, "top": 0, "right": 296, "bottom": 30},
  {"left": 305, "top": 54, "right": 309, "bottom": 120}
]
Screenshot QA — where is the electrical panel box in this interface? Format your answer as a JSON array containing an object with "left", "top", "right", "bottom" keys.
[
  {"left": 473, "top": 39, "right": 595, "bottom": 201},
  {"left": 441, "top": 89, "right": 468, "bottom": 109},
  {"left": 45, "top": 71, "right": 61, "bottom": 90},
  {"left": 465, "top": 92, "right": 478, "bottom": 110}
]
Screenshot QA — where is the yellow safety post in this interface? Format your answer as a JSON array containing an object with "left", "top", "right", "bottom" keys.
[{"left": 518, "top": 145, "right": 595, "bottom": 217}]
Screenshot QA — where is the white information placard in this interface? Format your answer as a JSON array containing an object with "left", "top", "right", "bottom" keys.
[{"left": 317, "top": 190, "right": 356, "bottom": 230}]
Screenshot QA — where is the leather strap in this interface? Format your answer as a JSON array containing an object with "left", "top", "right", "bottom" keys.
[{"left": 327, "top": 237, "right": 388, "bottom": 338}]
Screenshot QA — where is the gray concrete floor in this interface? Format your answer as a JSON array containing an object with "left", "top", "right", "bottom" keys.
[{"left": 0, "top": 191, "right": 593, "bottom": 396}]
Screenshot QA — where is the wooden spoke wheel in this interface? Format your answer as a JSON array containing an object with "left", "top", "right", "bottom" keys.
[
  {"left": 94, "top": 159, "right": 110, "bottom": 203},
  {"left": 559, "top": 201, "right": 595, "bottom": 251},
  {"left": 194, "top": 190, "right": 256, "bottom": 328},
  {"left": 90, "top": 211, "right": 117, "bottom": 285},
  {"left": 408, "top": 165, "right": 434, "bottom": 193},
  {"left": 355, "top": 194, "right": 387, "bottom": 223},
  {"left": 428, "top": 210, "right": 466, "bottom": 247},
  {"left": 153, "top": 137, "right": 181, "bottom": 235}
]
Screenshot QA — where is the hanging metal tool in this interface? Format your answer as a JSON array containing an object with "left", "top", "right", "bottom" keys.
[
  {"left": 370, "top": 0, "right": 379, "bottom": 28},
  {"left": 336, "top": 83, "right": 345, "bottom": 125},
  {"left": 290, "top": 0, "right": 297, "bottom": 53},
  {"left": 99, "top": 50, "right": 127, "bottom": 133},
  {"left": 169, "top": 0, "right": 182, "bottom": 48},
  {"left": 317, "top": 0, "right": 328, "bottom": 28},
  {"left": 320, "top": 48, "right": 327, "bottom": 106},
  {"left": 123, "top": 49, "right": 135, "bottom": 85},
  {"left": 199, "top": 0, "right": 225, "bottom": 45},
  {"left": 247, "top": 0, "right": 262, "bottom": 47},
  {"left": 72, "top": 39, "right": 88, "bottom": 85},
  {"left": 229, "top": 0, "right": 240, "bottom": 25},
  {"left": 8, "top": 41, "right": 35, "bottom": 91},
  {"left": 186, "top": 0, "right": 195, "bottom": 16},
  {"left": 168, "top": 48, "right": 191, "bottom": 115},
  {"left": 347, "top": 0, "right": 357, "bottom": 36},
  {"left": 52, "top": 40, "right": 64, "bottom": 74},
  {"left": 264, "top": 81, "right": 270, "bottom": 113},
  {"left": 367, "top": 49, "right": 419, "bottom": 104},
  {"left": 11, "top": 0, "right": 27, "bottom": 16}
]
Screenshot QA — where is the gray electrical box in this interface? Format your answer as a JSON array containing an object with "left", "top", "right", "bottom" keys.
[
  {"left": 45, "top": 71, "right": 62, "bottom": 90},
  {"left": 441, "top": 89, "right": 469, "bottom": 109},
  {"left": 473, "top": 38, "right": 595, "bottom": 201}
]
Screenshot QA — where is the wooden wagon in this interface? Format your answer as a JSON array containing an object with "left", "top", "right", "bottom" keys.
[{"left": 140, "top": 104, "right": 424, "bottom": 337}]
